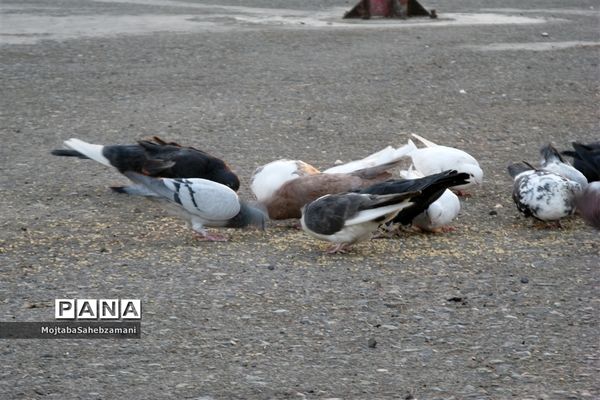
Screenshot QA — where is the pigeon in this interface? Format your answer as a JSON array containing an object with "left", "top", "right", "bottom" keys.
[
  {"left": 562, "top": 141, "right": 600, "bottom": 182},
  {"left": 123, "top": 172, "right": 266, "bottom": 241},
  {"left": 508, "top": 162, "right": 582, "bottom": 223},
  {"left": 250, "top": 142, "right": 414, "bottom": 204},
  {"left": 405, "top": 133, "right": 483, "bottom": 194},
  {"left": 539, "top": 143, "right": 588, "bottom": 187},
  {"left": 51, "top": 136, "right": 240, "bottom": 193},
  {"left": 250, "top": 159, "right": 320, "bottom": 203},
  {"left": 300, "top": 191, "right": 419, "bottom": 254},
  {"left": 262, "top": 161, "right": 402, "bottom": 220},
  {"left": 575, "top": 181, "right": 600, "bottom": 229},
  {"left": 322, "top": 143, "right": 414, "bottom": 174},
  {"left": 360, "top": 167, "right": 467, "bottom": 232}
]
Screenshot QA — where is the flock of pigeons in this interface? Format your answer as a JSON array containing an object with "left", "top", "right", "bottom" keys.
[{"left": 51, "top": 135, "right": 599, "bottom": 253}]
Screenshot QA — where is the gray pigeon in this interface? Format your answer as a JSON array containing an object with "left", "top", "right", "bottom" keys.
[
  {"left": 508, "top": 163, "right": 582, "bottom": 223},
  {"left": 575, "top": 182, "right": 600, "bottom": 229},
  {"left": 300, "top": 191, "right": 419, "bottom": 254},
  {"left": 125, "top": 172, "right": 266, "bottom": 241}
]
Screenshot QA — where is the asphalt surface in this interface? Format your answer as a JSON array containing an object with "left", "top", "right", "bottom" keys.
[{"left": 1, "top": 1, "right": 599, "bottom": 399}]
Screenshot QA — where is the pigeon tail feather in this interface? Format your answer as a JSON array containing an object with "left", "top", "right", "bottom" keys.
[
  {"left": 508, "top": 163, "right": 532, "bottom": 178},
  {"left": 64, "top": 138, "right": 111, "bottom": 167},
  {"left": 540, "top": 143, "right": 566, "bottom": 164},
  {"left": 411, "top": 133, "right": 438, "bottom": 148},
  {"left": 349, "top": 160, "right": 402, "bottom": 179},
  {"left": 50, "top": 149, "right": 90, "bottom": 159}
]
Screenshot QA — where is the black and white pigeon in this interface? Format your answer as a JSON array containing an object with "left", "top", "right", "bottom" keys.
[
  {"left": 51, "top": 137, "right": 240, "bottom": 193},
  {"left": 508, "top": 162, "right": 582, "bottom": 223},
  {"left": 561, "top": 141, "right": 600, "bottom": 182},
  {"left": 300, "top": 191, "right": 419, "bottom": 254},
  {"left": 359, "top": 169, "right": 470, "bottom": 231},
  {"left": 539, "top": 143, "right": 587, "bottom": 187},
  {"left": 124, "top": 172, "right": 266, "bottom": 241}
]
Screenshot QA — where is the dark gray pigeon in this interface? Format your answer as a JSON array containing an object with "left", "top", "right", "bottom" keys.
[
  {"left": 575, "top": 182, "right": 600, "bottom": 229},
  {"left": 51, "top": 136, "right": 240, "bottom": 193},
  {"left": 508, "top": 162, "right": 582, "bottom": 223},
  {"left": 300, "top": 191, "right": 419, "bottom": 254},
  {"left": 124, "top": 172, "right": 266, "bottom": 241},
  {"left": 562, "top": 141, "right": 600, "bottom": 182}
]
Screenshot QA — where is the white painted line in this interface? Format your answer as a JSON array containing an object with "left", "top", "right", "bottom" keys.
[{"left": 463, "top": 41, "right": 600, "bottom": 51}]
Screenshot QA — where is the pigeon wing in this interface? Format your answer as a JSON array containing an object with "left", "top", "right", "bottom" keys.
[
  {"left": 125, "top": 172, "right": 240, "bottom": 221},
  {"left": 344, "top": 192, "right": 418, "bottom": 226},
  {"left": 411, "top": 133, "right": 439, "bottom": 148}
]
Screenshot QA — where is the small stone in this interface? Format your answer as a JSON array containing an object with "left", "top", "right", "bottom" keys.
[
  {"left": 489, "top": 210, "right": 498, "bottom": 216},
  {"left": 521, "top": 277, "right": 529, "bottom": 284},
  {"left": 368, "top": 338, "right": 377, "bottom": 348},
  {"left": 541, "top": 32, "right": 549, "bottom": 37}
]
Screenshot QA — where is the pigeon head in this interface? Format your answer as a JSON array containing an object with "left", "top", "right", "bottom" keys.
[
  {"left": 462, "top": 163, "right": 484, "bottom": 185},
  {"left": 226, "top": 201, "right": 267, "bottom": 230}
]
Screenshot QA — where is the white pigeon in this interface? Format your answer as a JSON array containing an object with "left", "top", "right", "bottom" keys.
[
  {"left": 406, "top": 133, "right": 483, "bottom": 193},
  {"left": 250, "top": 142, "right": 414, "bottom": 204},
  {"left": 399, "top": 166, "right": 461, "bottom": 232},
  {"left": 322, "top": 144, "right": 414, "bottom": 174},
  {"left": 539, "top": 143, "right": 588, "bottom": 187},
  {"left": 125, "top": 172, "right": 266, "bottom": 241},
  {"left": 300, "top": 191, "right": 418, "bottom": 254},
  {"left": 508, "top": 163, "right": 582, "bottom": 223}
]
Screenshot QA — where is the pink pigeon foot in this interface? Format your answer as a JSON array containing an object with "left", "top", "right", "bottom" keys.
[
  {"left": 324, "top": 243, "right": 352, "bottom": 254},
  {"left": 193, "top": 232, "right": 229, "bottom": 242}
]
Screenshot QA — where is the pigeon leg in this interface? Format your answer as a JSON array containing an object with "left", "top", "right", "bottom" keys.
[
  {"left": 372, "top": 223, "right": 401, "bottom": 239},
  {"left": 325, "top": 243, "right": 351, "bottom": 254},
  {"left": 191, "top": 222, "right": 229, "bottom": 242},
  {"left": 532, "top": 220, "right": 563, "bottom": 229},
  {"left": 287, "top": 221, "right": 302, "bottom": 230},
  {"left": 192, "top": 231, "right": 229, "bottom": 242},
  {"left": 453, "top": 189, "right": 472, "bottom": 198}
]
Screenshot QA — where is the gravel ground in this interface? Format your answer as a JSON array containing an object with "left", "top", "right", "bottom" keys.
[{"left": 1, "top": 0, "right": 599, "bottom": 399}]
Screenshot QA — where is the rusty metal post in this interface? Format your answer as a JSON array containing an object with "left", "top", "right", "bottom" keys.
[{"left": 344, "top": 0, "right": 433, "bottom": 19}]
